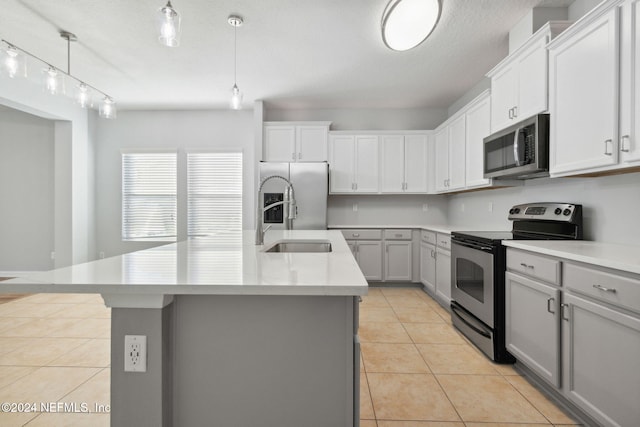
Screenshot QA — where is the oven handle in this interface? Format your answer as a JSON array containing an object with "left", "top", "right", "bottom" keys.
[
  {"left": 451, "top": 304, "right": 492, "bottom": 339},
  {"left": 451, "top": 239, "right": 494, "bottom": 252}
]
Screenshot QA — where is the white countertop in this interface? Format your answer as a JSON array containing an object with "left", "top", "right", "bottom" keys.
[
  {"left": 504, "top": 240, "right": 640, "bottom": 275},
  {"left": 328, "top": 224, "right": 482, "bottom": 234},
  {"left": 0, "top": 230, "right": 368, "bottom": 298}
]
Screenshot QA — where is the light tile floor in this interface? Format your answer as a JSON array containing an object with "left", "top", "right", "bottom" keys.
[
  {"left": 359, "top": 287, "right": 582, "bottom": 427},
  {"left": 0, "top": 288, "right": 581, "bottom": 426}
]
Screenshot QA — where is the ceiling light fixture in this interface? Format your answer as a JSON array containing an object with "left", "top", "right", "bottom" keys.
[
  {"left": 0, "top": 33, "right": 115, "bottom": 118},
  {"left": 381, "top": 0, "right": 442, "bottom": 51},
  {"left": 228, "top": 15, "right": 243, "bottom": 110},
  {"left": 157, "top": 1, "right": 181, "bottom": 47}
]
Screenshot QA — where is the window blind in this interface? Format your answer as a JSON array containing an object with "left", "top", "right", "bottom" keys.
[
  {"left": 122, "top": 152, "right": 177, "bottom": 241},
  {"left": 187, "top": 152, "right": 243, "bottom": 238}
]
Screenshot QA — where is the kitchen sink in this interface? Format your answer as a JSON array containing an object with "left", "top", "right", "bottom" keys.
[{"left": 263, "top": 240, "right": 332, "bottom": 253}]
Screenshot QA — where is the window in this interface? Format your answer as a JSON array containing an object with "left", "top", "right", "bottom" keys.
[
  {"left": 122, "top": 152, "right": 177, "bottom": 241},
  {"left": 187, "top": 152, "right": 243, "bottom": 238}
]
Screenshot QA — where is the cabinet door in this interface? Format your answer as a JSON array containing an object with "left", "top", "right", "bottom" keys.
[
  {"left": 505, "top": 272, "right": 561, "bottom": 387},
  {"left": 384, "top": 241, "right": 412, "bottom": 281},
  {"left": 490, "top": 64, "right": 517, "bottom": 133},
  {"left": 516, "top": 35, "right": 549, "bottom": 122},
  {"left": 357, "top": 241, "right": 383, "bottom": 281},
  {"left": 620, "top": 0, "right": 640, "bottom": 164},
  {"left": 549, "top": 8, "right": 620, "bottom": 175},
  {"left": 380, "top": 135, "right": 405, "bottom": 193},
  {"left": 435, "top": 248, "right": 451, "bottom": 303},
  {"left": 347, "top": 240, "right": 357, "bottom": 257},
  {"left": 465, "top": 94, "right": 491, "bottom": 189},
  {"left": 404, "top": 135, "right": 428, "bottom": 193},
  {"left": 264, "top": 125, "right": 296, "bottom": 161},
  {"left": 434, "top": 127, "right": 449, "bottom": 192},
  {"left": 448, "top": 114, "right": 466, "bottom": 191},
  {"left": 354, "top": 136, "right": 379, "bottom": 193},
  {"left": 296, "top": 125, "right": 328, "bottom": 162},
  {"left": 329, "top": 135, "right": 355, "bottom": 193},
  {"left": 420, "top": 242, "right": 436, "bottom": 295},
  {"left": 562, "top": 293, "right": 640, "bottom": 427}
]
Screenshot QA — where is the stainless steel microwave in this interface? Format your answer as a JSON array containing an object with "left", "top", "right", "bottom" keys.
[{"left": 483, "top": 114, "right": 549, "bottom": 179}]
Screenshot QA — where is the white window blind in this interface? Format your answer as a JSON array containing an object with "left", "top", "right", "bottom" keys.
[
  {"left": 122, "top": 152, "right": 177, "bottom": 241},
  {"left": 187, "top": 152, "right": 243, "bottom": 238}
]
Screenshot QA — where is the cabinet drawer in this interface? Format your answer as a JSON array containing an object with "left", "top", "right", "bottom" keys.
[
  {"left": 564, "top": 262, "right": 640, "bottom": 314},
  {"left": 436, "top": 233, "right": 451, "bottom": 250},
  {"left": 340, "top": 229, "right": 382, "bottom": 240},
  {"left": 383, "top": 229, "right": 412, "bottom": 240},
  {"left": 421, "top": 230, "right": 437, "bottom": 245},
  {"left": 506, "top": 249, "right": 561, "bottom": 285}
]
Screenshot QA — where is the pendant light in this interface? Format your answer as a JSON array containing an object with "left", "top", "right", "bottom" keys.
[
  {"left": 99, "top": 96, "right": 116, "bottom": 119},
  {"left": 157, "top": 1, "right": 181, "bottom": 47},
  {"left": 228, "top": 15, "right": 243, "bottom": 110},
  {"left": 2, "top": 44, "right": 23, "bottom": 78},
  {"left": 382, "top": 0, "right": 442, "bottom": 51}
]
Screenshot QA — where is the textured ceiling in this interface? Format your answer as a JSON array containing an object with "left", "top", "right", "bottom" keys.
[{"left": 0, "top": 0, "right": 574, "bottom": 110}]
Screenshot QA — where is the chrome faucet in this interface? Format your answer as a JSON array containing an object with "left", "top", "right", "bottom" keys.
[{"left": 255, "top": 175, "right": 296, "bottom": 245}]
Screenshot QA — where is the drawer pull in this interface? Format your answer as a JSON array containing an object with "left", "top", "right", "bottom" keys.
[
  {"left": 352, "top": 233, "right": 360, "bottom": 238},
  {"left": 441, "top": 240, "right": 448, "bottom": 245},
  {"left": 593, "top": 284, "right": 617, "bottom": 293},
  {"left": 395, "top": 234, "right": 402, "bottom": 238},
  {"left": 520, "top": 263, "right": 534, "bottom": 269},
  {"left": 547, "top": 297, "right": 555, "bottom": 314}
]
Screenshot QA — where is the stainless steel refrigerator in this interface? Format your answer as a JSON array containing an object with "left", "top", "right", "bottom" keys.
[{"left": 258, "top": 162, "right": 328, "bottom": 230}]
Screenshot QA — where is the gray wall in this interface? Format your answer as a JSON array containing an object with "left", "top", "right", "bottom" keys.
[
  {"left": 265, "top": 107, "right": 448, "bottom": 131},
  {"left": 0, "top": 108, "right": 55, "bottom": 270},
  {"left": 94, "top": 109, "right": 254, "bottom": 258}
]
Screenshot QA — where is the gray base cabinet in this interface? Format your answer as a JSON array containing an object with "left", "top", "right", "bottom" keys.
[{"left": 562, "top": 292, "right": 640, "bottom": 427}]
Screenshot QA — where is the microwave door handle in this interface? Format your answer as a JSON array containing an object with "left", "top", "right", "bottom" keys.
[{"left": 513, "top": 129, "right": 521, "bottom": 167}]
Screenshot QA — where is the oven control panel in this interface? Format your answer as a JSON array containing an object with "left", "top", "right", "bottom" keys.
[{"left": 508, "top": 203, "right": 581, "bottom": 222}]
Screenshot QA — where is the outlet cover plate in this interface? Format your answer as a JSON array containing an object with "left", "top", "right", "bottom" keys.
[{"left": 124, "top": 335, "right": 147, "bottom": 372}]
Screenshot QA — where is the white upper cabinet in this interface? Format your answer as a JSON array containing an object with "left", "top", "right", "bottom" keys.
[
  {"left": 329, "top": 134, "right": 379, "bottom": 194},
  {"left": 488, "top": 22, "right": 572, "bottom": 134},
  {"left": 619, "top": 0, "right": 640, "bottom": 164},
  {"left": 380, "top": 134, "right": 428, "bottom": 193},
  {"left": 548, "top": 1, "right": 632, "bottom": 176},
  {"left": 263, "top": 122, "right": 330, "bottom": 162},
  {"left": 465, "top": 92, "right": 492, "bottom": 189},
  {"left": 447, "top": 114, "right": 466, "bottom": 191},
  {"left": 434, "top": 127, "right": 449, "bottom": 192}
]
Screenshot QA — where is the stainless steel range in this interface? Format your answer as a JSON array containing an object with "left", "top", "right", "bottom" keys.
[{"left": 450, "top": 202, "right": 583, "bottom": 363}]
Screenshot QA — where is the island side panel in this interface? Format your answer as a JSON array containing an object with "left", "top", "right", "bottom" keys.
[
  {"left": 173, "top": 295, "right": 356, "bottom": 427},
  {"left": 110, "top": 305, "right": 173, "bottom": 427}
]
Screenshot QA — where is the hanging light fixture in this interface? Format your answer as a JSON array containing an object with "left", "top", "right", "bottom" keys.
[
  {"left": 228, "top": 15, "right": 243, "bottom": 110},
  {"left": 0, "top": 33, "right": 115, "bottom": 118},
  {"left": 381, "top": 0, "right": 442, "bottom": 51},
  {"left": 157, "top": 1, "right": 181, "bottom": 47}
]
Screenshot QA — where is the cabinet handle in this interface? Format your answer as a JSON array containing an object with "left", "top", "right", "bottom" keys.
[
  {"left": 508, "top": 108, "right": 513, "bottom": 119},
  {"left": 604, "top": 139, "right": 613, "bottom": 156},
  {"left": 352, "top": 233, "right": 360, "bottom": 238},
  {"left": 620, "top": 135, "right": 630, "bottom": 152},
  {"left": 520, "top": 262, "right": 534, "bottom": 269},
  {"left": 593, "top": 284, "right": 617, "bottom": 293},
  {"left": 354, "top": 183, "right": 358, "bottom": 190},
  {"left": 430, "top": 249, "right": 435, "bottom": 258},
  {"left": 298, "top": 152, "right": 302, "bottom": 159},
  {"left": 292, "top": 152, "right": 296, "bottom": 160},
  {"left": 547, "top": 297, "right": 555, "bottom": 314},
  {"left": 561, "top": 303, "right": 570, "bottom": 321},
  {"left": 513, "top": 105, "right": 517, "bottom": 118},
  {"left": 395, "top": 234, "right": 402, "bottom": 238}
]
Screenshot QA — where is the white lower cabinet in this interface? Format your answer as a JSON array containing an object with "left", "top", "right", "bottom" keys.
[
  {"left": 342, "top": 229, "right": 383, "bottom": 281},
  {"left": 383, "top": 229, "right": 412, "bottom": 282},
  {"left": 420, "top": 241, "right": 436, "bottom": 294},
  {"left": 505, "top": 271, "right": 561, "bottom": 387},
  {"left": 435, "top": 245, "right": 451, "bottom": 305},
  {"left": 506, "top": 247, "right": 640, "bottom": 426}
]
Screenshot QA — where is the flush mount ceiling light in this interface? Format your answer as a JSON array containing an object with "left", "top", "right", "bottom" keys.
[
  {"left": 381, "top": 0, "right": 442, "bottom": 51},
  {"left": 157, "top": 1, "right": 181, "bottom": 47},
  {"left": 0, "top": 31, "right": 116, "bottom": 118},
  {"left": 228, "top": 15, "right": 243, "bottom": 110}
]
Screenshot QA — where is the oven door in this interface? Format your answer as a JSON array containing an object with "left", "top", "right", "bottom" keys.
[{"left": 451, "top": 241, "right": 495, "bottom": 327}]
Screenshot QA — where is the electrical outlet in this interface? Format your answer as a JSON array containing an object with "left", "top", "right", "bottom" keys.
[
  {"left": 488, "top": 202, "right": 493, "bottom": 213},
  {"left": 50, "top": 251, "right": 55, "bottom": 260},
  {"left": 461, "top": 203, "right": 465, "bottom": 212},
  {"left": 353, "top": 203, "right": 358, "bottom": 212},
  {"left": 422, "top": 203, "right": 428, "bottom": 212},
  {"left": 99, "top": 251, "right": 105, "bottom": 259},
  {"left": 124, "top": 335, "right": 147, "bottom": 372}
]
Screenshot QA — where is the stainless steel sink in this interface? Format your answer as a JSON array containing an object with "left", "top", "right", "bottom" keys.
[{"left": 263, "top": 240, "right": 332, "bottom": 253}]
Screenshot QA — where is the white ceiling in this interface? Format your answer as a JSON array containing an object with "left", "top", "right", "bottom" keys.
[{"left": 1, "top": 0, "right": 574, "bottom": 111}]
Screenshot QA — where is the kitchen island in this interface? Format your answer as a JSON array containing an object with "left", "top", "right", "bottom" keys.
[{"left": 0, "top": 230, "right": 368, "bottom": 427}]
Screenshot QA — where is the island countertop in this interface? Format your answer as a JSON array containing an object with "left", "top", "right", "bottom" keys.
[{"left": 0, "top": 230, "right": 368, "bottom": 298}]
